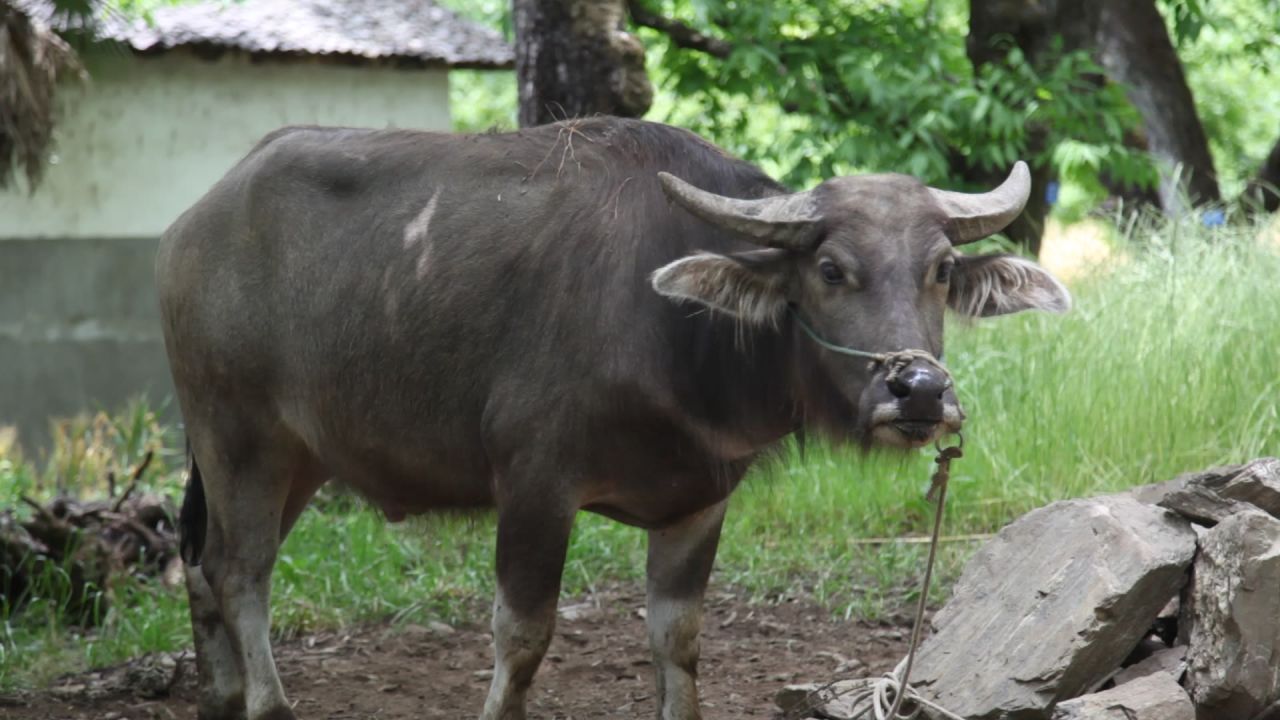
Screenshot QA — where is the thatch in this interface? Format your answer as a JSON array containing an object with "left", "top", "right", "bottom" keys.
[{"left": 0, "top": 0, "right": 83, "bottom": 190}]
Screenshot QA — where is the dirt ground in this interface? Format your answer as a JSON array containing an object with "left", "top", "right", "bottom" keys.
[{"left": 1, "top": 587, "right": 912, "bottom": 720}]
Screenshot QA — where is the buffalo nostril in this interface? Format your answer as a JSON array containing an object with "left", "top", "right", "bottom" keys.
[{"left": 890, "top": 363, "right": 950, "bottom": 404}]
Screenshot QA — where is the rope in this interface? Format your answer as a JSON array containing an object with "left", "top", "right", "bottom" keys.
[
  {"left": 790, "top": 440, "right": 967, "bottom": 720},
  {"left": 787, "top": 307, "right": 954, "bottom": 391},
  {"left": 785, "top": 304, "right": 965, "bottom": 719}
]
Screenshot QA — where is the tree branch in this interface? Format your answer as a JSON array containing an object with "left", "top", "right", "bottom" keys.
[{"left": 626, "top": 0, "right": 733, "bottom": 59}]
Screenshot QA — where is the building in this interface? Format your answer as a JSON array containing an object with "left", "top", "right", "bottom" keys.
[{"left": 0, "top": 0, "right": 511, "bottom": 450}]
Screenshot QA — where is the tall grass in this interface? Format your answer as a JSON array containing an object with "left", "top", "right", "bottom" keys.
[
  {"left": 2, "top": 216, "right": 1278, "bottom": 687},
  {"left": 715, "top": 213, "right": 1280, "bottom": 612}
]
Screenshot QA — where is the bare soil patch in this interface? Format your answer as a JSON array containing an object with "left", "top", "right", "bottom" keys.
[{"left": 1, "top": 587, "right": 910, "bottom": 719}]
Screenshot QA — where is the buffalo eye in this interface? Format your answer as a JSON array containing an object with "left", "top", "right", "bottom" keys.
[
  {"left": 936, "top": 259, "right": 955, "bottom": 284},
  {"left": 819, "top": 259, "right": 845, "bottom": 285}
]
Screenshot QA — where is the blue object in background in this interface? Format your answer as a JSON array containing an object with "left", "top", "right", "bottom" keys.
[
  {"left": 1202, "top": 208, "right": 1225, "bottom": 227},
  {"left": 1045, "top": 181, "right": 1059, "bottom": 205}
]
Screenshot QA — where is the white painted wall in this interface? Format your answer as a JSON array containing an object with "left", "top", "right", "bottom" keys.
[{"left": 0, "top": 48, "right": 452, "bottom": 239}]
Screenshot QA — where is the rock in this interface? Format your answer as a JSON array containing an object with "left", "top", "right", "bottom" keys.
[
  {"left": 1129, "top": 475, "right": 1191, "bottom": 506},
  {"left": 426, "top": 620, "right": 455, "bottom": 635},
  {"left": 1114, "top": 645, "right": 1186, "bottom": 686},
  {"left": 1050, "top": 672, "right": 1193, "bottom": 720},
  {"left": 124, "top": 652, "right": 179, "bottom": 698},
  {"left": 1120, "top": 635, "right": 1170, "bottom": 668},
  {"left": 912, "top": 495, "right": 1196, "bottom": 720},
  {"left": 1184, "top": 509, "right": 1280, "bottom": 719},
  {"left": 557, "top": 601, "right": 599, "bottom": 622},
  {"left": 775, "top": 681, "right": 867, "bottom": 720},
  {"left": 775, "top": 682, "right": 815, "bottom": 713},
  {"left": 1255, "top": 701, "right": 1280, "bottom": 720},
  {"left": 1158, "top": 485, "right": 1254, "bottom": 525},
  {"left": 1202, "top": 458, "right": 1280, "bottom": 517},
  {"left": 1139, "top": 459, "right": 1280, "bottom": 524}
]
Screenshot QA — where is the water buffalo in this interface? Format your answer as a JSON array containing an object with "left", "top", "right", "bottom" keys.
[{"left": 157, "top": 117, "right": 1069, "bottom": 720}]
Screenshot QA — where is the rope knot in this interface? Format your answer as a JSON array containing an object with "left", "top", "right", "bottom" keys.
[{"left": 880, "top": 349, "right": 954, "bottom": 391}]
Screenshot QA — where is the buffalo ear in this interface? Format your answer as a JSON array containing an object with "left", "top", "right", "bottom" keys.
[
  {"left": 651, "top": 249, "right": 791, "bottom": 326},
  {"left": 948, "top": 253, "right": 1072, "bottom": 317}
]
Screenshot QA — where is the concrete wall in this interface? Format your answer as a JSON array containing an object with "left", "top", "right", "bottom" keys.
[
  {"left": 0, "top": 237, "right": 171, "bottom": 449},
  {"left": 0, "top": 48, "right": 453, "bottom": 451}
]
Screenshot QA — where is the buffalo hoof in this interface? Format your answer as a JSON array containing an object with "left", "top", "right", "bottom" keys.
[
  {"left": 196, "top": 697, "right": 246, "bottom": 720},
  {"left": 254, "top": 706, "right": 298, "bottom": 720}
]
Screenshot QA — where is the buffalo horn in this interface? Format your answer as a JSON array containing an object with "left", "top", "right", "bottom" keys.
[
  {"left": 928, "top": 161, "right": 1031, "bottom": 244},
  {"left": 658, "top": 171, "right": 822, "bottom": 250}
]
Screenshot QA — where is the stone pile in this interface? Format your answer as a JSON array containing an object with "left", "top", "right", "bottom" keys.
[{"left": 778, "top": 458, "right": 1280, "bottom": 720}]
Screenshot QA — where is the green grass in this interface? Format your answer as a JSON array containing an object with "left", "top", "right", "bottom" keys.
[{"left": 3, "top": 215, "right": 1279, "bottom": 688}]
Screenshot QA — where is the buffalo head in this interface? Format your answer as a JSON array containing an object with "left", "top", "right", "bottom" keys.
[{"left": 650, "top": 162, "right": 1070, "bottom": 448}]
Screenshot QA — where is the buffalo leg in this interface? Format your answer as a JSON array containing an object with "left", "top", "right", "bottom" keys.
[
  {"left": 195, "top": 438, "right": 306, "bottom": 720},
  {"left": 186, "top": 563, "right": 246, "bottom": 720},
  {"left": 480, "top": 497, "right": 576, "bottom": 720},
  {"left": 186, "top": 457, "right": 320, "bottom": 720},
  {"left": 645, "top": 501, "right": 727, "bottom": 720}
]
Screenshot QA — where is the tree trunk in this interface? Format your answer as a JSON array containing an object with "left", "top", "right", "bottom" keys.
[
  {"left": 513, "top": 0, "right": 653, "bottom": 128},
  {"left": 1243, "top": 133, "right": 1280, "bottom": 214},
  {"left": 966, "top": 0, "right": 1219, "bottom": 244},
  {"left": 967, "top": 0, "right": 1102, "bottom": 70},
  {"left": 965, "top": 0, "right": 1100, "bottom": 255},
  {"left": 1093, "top": 0, "right": 1220, "bottom": 213}
]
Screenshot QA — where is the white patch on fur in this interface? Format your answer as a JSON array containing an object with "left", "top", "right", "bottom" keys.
[
  {"left": 650, "top": 253, "right": 787, "bottom": 327},
  {"left": 942, "top": 403, "right": 964, "bottom": 429},
  {"left": 646, "top": 502, "right": 725, "bottom": 719},
  {"left": 220, "top": 583, "right": 288, "bottom": 717},
  {"left": 871, "top": 424, "right": 913, "bottom": 447},
  {"left": 867, "top": 401, "right": 965, "bottom": 448},
  {"left": 869, "top": 402, "right": 899, "bottom": 426},
  {"left": 185, "top": 565, "right": 243, "bottom": 712},
  {"left": 404, "top": 190, "right": 442, "bottom": 280},
  {"left": 646, "top": 594, "right": 704, "bottom": 718},
  {"left": 951, "top": 255, "right": 1072, "bottom": 317},
  {"left": 481, "top": 587, "right": 554, "bottom": 720},
  {"left": 381, "top": 265, "right": 400, "bottom": 322}
]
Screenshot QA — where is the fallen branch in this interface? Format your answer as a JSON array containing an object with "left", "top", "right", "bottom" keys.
[
  {"left": 3, "top": 469, "right": 178, "bottom": 624},
  {"left": 112, "top": 450, "right": 154, "bottom": 512}
]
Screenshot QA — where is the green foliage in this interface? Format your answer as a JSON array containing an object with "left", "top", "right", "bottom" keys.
[
  {"left": 1052, "top": 139, "right": 1162, "bottom": 222},
  {"left": 634, "top": 0, "right": 1149, "bottom": 192},
  {"left": 1, "top": 401, "right": 186, "bottom": 688},
  {"left": 60, "top": 0, "right": 194, "bottom": 25},
  {"left": 444, "top": 0, "right": 1279, "bottom": 211},
  {"left": 5, "top": 219, "right": 1280, "bottom": 687},
  {"left": 1163, "top": 0, "right": 1280, "bottom": 196},
  {"left": 437, "top": 0, "right": 510, "bottom": 38},
  {"left": 438, "top": 0, "right": 518, "bottom": 133},
  {"left": 1160, "top": 0, "right": 1213, "bottom": 45},
  {"left": 450, "top": 70, "right": 518, "bottom": 133}
]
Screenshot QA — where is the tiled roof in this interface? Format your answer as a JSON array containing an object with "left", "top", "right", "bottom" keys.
[{"left": 20, "top": 0, "right": 513, "bottom": 68}]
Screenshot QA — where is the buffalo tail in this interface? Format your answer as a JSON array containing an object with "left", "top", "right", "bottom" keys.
[{"left": 178, "top": 439, "right": 207, "bottom": 566}]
